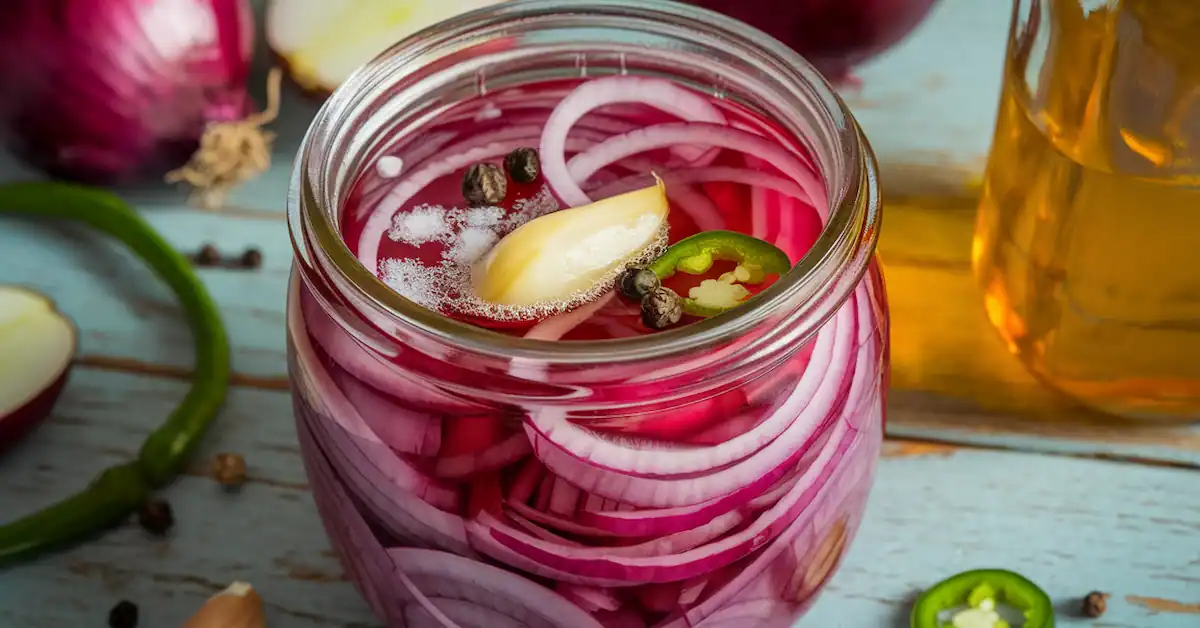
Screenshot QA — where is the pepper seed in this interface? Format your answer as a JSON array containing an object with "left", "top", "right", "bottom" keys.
[
  {"left": 462, "top": 163, "right": 507, "bottom": 207},
  {"left": 504, "top": 147, "right": 541, "bottom": 184},
  {"left": 108, "top": 599, "right": 139, "bottom": 628},
  {"left": 137, "top": 498, "right": 174, "bottom": 536}
]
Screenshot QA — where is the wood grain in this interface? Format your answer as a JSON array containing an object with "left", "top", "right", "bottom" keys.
[{"left": 0, "top": 368, "right": 1195, "bottom": 627}]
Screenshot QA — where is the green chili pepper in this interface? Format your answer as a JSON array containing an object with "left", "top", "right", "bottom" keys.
[
  {"left": 647, "top": 230, "right": 791, "bottom": 318},
  {"left": 0, "top": 181, "right": 230, "bottom": 566},
  {"left": 911, "top": 569, "right": 1055, "bottom": 628}
]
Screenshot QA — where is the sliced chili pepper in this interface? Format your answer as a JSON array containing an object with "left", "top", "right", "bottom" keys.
[
  {"left": 647, "top": 230, "right": 790, "bottom": 318},
  {"left": 911, "top": 569, "right": 1055, "bottom": 628},
  {"left": 0, "top": 181, "right": 231, "bottom": 565}
]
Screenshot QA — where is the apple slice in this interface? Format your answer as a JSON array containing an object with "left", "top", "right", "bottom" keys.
[
  {"left": 266, "top": 0, "right": 509, "bottom": 95},
  {"left": 472, "top": 179, "right": 670, "bottom": 308},
  {"left": 0, "top": 285, "right": 77, "bottom": 452}
]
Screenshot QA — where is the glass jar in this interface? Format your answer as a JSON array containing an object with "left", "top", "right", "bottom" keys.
[
  {"left": 974, "top": 0, "right": 1200, "bottom": 422},
  {"left": 285, "top": 1, "right": 888, "bottom": 626}
]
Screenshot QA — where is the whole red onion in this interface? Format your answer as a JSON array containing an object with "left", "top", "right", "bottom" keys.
[
  {"left": 683, "top": 0, "right": 941, "bottom": 81},
  {"left": 0, "top": 0, "right": 255, "bottom": 184}
]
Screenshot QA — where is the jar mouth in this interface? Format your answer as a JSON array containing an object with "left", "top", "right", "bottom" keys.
[{"left": 291, "top": 0, "right": 880, "bottom": 364}]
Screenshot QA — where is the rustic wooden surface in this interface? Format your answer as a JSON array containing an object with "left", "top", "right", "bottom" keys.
[{"left": 1, "top": 0, "right": 1197, "bottom": 626}]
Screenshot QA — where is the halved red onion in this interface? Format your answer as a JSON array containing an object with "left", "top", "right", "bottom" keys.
[
  {"left": 540, "top": 76, "right": 727, "bottom": 206},
  {"left": 0, "top": 285, "right": 77, "bottom": 452}
]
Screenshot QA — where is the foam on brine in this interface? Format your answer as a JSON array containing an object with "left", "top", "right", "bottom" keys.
[{"left": 377, "top": 184, "right": 668, "bottom": 322}]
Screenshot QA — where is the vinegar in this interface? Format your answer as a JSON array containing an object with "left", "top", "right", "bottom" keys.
[{"left": 973, "top": 0, "right": 1200, "bottom": 420}]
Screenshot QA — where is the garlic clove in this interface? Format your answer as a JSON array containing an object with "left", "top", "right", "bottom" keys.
[
  {"left": 183, "top": 581, "right": 266, "bottom": 628},
  {"left": 472, "top": 178, "right": 670, "bottom": 307}
]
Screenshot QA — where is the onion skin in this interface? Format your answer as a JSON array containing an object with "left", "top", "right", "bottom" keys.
[
  {"left": 0, "top": 0, "right": 255, "bottom": 184},
  {"left": 682, "top": 0, "right": 941, "bottom": 80}
]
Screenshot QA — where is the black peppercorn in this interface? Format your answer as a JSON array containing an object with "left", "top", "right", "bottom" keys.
[
  {"left": 108, "top": 599, "right": 138, "bottom": 628},
  {"left": 462, "top": 163, "right": 507, "bottom": 206},
  {"left": 641, "top": 287, "right": 683, "bottom": 330},
  {"left": 137, "top": 498, "right": 174, "bottom": 536},
  {"left": 1082, "top": 591, "right": 1109, "bottom": 618},
  {"left": 194, "top": 244, "right": 221, "bottom": 267},
  {"left": 618, "top": 267, "right": 661, "bottom": 301},
  {"left": 504, "top": 147, "right": 541, "bottom": 184},
  {"left": 239, "top": 247, "right": 263, "bottom": 269}
]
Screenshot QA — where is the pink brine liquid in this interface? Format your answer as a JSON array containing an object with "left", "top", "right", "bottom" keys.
[{"left": 289, "top": 75, "right": 887, "bottom": 628}]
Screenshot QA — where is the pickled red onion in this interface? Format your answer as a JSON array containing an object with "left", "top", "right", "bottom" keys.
[
  {"left": 540, "top": 76, "right": 727, "bottom": 206},
  {"left": 564, "top": 122, "right": 827, "bottom": 218}
]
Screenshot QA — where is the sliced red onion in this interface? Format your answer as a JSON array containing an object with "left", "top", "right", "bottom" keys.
[
  {"left": 693, "top": 600, "right": 793, "bottom": 627},
  {"left": 568, "top": 433, "right": 826, "bottom": 539},
  {"left": 508, "top": 510, "right": 585, "bottom": 546},
  {"left": 565, "top": 122, "right": 827, "bottom": 219},
  {"left": 300, "top": 289, "right": 485, "bottom": 413},
  {"left": 591, "top": 167, "right": 811, "bottom": 206},
  {"left": 680, "top": 577, "right": 708, "bottom": 606},
  {"left": 508, "top": 457, "right": 545, "bottom": 504},
  {"left": 469, "top": 418, "right": 854, "bottom": 586},
  {"left": 666, "top": 183, "right": 725, "bottom": 232},
  {"left": 524, "top": 291, "right": 616, "bottom": 341},
  {"left": 291, "top": 293, "right": 460, "bottom": 511},
  {"left": 434, "top": 433, "right": 532, "bottom": 479},
  {"left": 333, "top": 368, "right": 442, "bottom": 457},
  {"left": 505, "top": 499, "right": 617, "bottom": 539},
  {"left": 557, "top": 584, "right": 621, "bottom": 613},
  {"left": 404, "top": 598, "right": 524, "bottom": 628},
  {"left": 548, "top": 477, "right": 582, "bottom": 516},
  {"left": 388, "top": 547, "right": 606, "bottom": 628},
  {"left": 295, "top": 406, "right": 404, "bottom": 623},
  {"left": 525, "top": 310, "right": 841, "bottom": 480},
  {"left": 540, "top": 76, "right": 727, "bottom": 206},
  {"left": 289, "top": 285, "right": 472, "bottom": 555}
]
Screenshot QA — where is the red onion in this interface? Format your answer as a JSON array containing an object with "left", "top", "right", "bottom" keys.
[
  {"left": 0, "top": 0, "right": 257, "bottom": 184},
  {"left": 681, "top": 0, "right": 941, "bottom": 82}
]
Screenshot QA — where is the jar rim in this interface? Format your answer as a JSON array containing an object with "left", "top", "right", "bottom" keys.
[{"left": 290, "top": 0, "right": 881, "bottom": 365}]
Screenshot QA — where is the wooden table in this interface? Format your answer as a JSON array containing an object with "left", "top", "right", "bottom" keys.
[{"left": 1, "top": 1, "right": 1197, "bottom": 626}]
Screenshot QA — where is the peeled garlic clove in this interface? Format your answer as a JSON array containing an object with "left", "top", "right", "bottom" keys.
[
  {"left": 472, "top": 178, "right": 670, "bottom": 307},
  {"left": 183, "top": 581, "right": 265, "bottom": 628}
]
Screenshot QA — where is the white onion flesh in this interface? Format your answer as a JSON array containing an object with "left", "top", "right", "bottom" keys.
[{"left": 0, "top": 285, "right": 77, "bottom": 450}]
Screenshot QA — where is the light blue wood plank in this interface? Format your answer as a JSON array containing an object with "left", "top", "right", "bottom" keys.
[
  {"left": 0, "top": 369, "right": 1196, "bottom": 626},
  {"left": 848, "top": 0, "right": 1009, "bottom": 188},
  {"left": 0, "top": 208, "right": 292, "bottom": 381}
]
